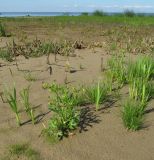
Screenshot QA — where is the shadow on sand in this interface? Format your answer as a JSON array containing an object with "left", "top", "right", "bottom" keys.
[{"left": 79, "top": 106, "right": 101, "bottom": 133}]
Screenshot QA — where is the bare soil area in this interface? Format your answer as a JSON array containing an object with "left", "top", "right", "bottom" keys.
[{"left": 0, "top": 47, "right": 154, "bottom": 160}]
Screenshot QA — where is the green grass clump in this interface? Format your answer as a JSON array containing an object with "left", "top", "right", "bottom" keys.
[
  {"left": 107, "top": 54, "right": 126, "bottom": 87},
  {"left": 5, "top": 86, "right": 20, "bottom": 126},
  {"left": 127, "top": 56, "right": 154, "bottom": 82},
  {"left": 121, "top": 55, "right": 154, "bottom": 131},
  {"left": 127, "top": 56, "right": 154, "bottom": 105},
  {"left": 20, "top": 86, "right": 35, "bottom": 125},
  {"left": 0, "top": 49, "right": 13, "bottom": 62},
  {"left": 86, "top": 81, "right": 109, "bottom": 111},
  {"left": 0, "top": 23, "right": 6, "bottom": 37},
  {"left": 24, "top": 72, "right": 37, "bottom": 82},
  {"left": 1, "top": 143, "right": 41, "bottom": 160},
  {"left": 122, "top": 100, "right": 144, "bottom": 131},
  {"left": 129, "top": 78, "right": 153, "bottom": 105}
]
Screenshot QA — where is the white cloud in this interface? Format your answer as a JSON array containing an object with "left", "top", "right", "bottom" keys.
[
  {"left": 63, "top": 4, "right": 80, "bottom": 9},
  {"left": 74, "top": 4, "right": 79, "bottom": 8},
  {"left": 87, "top": 4, "right": 154, "bottom": 9},
  {"left": 123, "top": 5, "right": 153, "bottom": 9},
  {"left": 103, "top": 5, "right": 119, "bottom": 8},
  {"left": 87, "top": 4, "right": 97, "bottom": 8},
  {"left": 63, "top": 5, "right": 69, "bottom": 8}
]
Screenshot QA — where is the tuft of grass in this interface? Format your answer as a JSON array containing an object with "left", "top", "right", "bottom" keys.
[
  {"left": 129, "top": 78, "right": 152, "bottom": 105},
  {"left": 127, "top": 56, "right": 154, "bottom": 83},
  {"left": 107, "top": 54, "right": 126, "bottom": 87},
  {"left": 24, "top": 72, "right": 37, "bottom": 82},
  {"left": 121, "top": 55, "right": 154, "bottom": 131},
  {"left": 5, "top": 85, "right": 20, "bottom": 126},
  {"left": 0, "top": 49, "right": 13, "bottom": 62},
  {"left": 86, "top": 81, "right": 109, "bottom": 111},
  {"left": 122, "top": 100, "right": 144, "bottom": 131},
  {"left": 20, "top": 86, "right": 35, "bottom": 125},
  {"left": 0, "top": 23, "right": 6, "bottom": 37},
  {"left": 127, "top": 56, "right": 154, "bottom": 104},
  {"left": 1, "top": 143, "right": 41, "bottom": 160}
]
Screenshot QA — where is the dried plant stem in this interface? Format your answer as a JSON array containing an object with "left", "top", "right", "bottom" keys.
[
  {"left": 101, "top": 57, "right": 104, "bottom": 72},
  {"left": 46, "top": 53, "right": 51, "bottom": 65},
  {"left": 54, "top": 52, "right": 57, "bottom": 62},
  {"left": 49, "top": 66, "right": 52, "bottom": 75},
  {"left": 64, "top": 72, "right": 68, "bottom": 84},
  {"left": 0, "top": 92, "right": 7, "bottom": 103}
]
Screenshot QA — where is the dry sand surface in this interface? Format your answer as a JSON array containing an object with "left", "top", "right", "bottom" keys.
[{"left": 0, "top": 48, "right": 154, "bottom": 160}]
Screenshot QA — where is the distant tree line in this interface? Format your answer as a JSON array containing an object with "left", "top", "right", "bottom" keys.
[{"left": 81, "top": 9, "right": 150, "bottom": 17}]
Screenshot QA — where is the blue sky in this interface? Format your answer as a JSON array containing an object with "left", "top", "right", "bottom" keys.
[{"left": 0, "top": 0, "right": 154, "bottom": 12}]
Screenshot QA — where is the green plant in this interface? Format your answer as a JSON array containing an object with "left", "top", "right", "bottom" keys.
[
  {"left": 24, "top": 72, "right": 37, "bottom": 82},
  {"left": 20, "top": 86, "right": 35, "bottom": 125},
  {"left": 7, "top": 143, "right": 41, "bottom": 160},
  {"left": 86, "top": 81, "right": 108, "bottom": 111},
  {"left": 104, "top": 70, "right": 114, "bottom": 92},
  {"left": 107, "top": 54, "right": 126, "bottom": 86},
  {"left": 0, "top": 23, "right": 6, "bottom": 37},
  {"left": 122, "top": 100, "right": 144, "bottom": 131},
  {"left": 81, "top": 12, "right": 89, "bottom": 16},
  {"left": 124, "top": 9, "right": 136, "bottom": 17},
  {"left": 44, "top": 82, "right": 86, "bottom": 106},
  {"left": 129, "top": 78, "right": 152, "bottom": 105},
  {"left": 0, "top": 49, "right": 13, "bottom": 62},
  {"left": 71, "top": 86, "right": 87, "bottom": 106},
  {"left": 43, "top": 83, "right": 81, "bottom": 141},
  {"left": 127, "top": 56, "right": 154, "bottom": 104},
  {"left": 127, "top": 56, "right": 154, "bottom": 83},
  {"left": 5, "top": 86, "right": 20, "bottom": 126},
  {"left": 93, "top": 10, "right": 106, "bottom": 16},
  {"left": 45, "top": 105, "right": 80, "bottom": 141}
]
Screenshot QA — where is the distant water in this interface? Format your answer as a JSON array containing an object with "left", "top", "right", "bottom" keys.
[
  {"left": 0, "top": 12, "right": 154, "bottom": 17},
  {"left": 0, "top": 12, "right": 82, "bottom": 17}
]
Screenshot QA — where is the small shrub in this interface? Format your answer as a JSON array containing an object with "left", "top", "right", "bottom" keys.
[
  {"left": 124, "top": 9, "right": 136, "bottom": 17},
  {"left": 43, "top": 83, "right": 81, "bottom": 141},
  {"left": 93, "top": 10, "right": 106, "bottom": 16},
  {"left": 45, "top": 105, "right": 80, "bottom": 142},
  {"left": 122, "top": 100, "right": 144, "bottom": 131},
  {"left": 81, "top": 12, "right": 89, "bottom": 16},
  {"left": 44, "top": 82, "right": 87, "bottom": 106}
]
